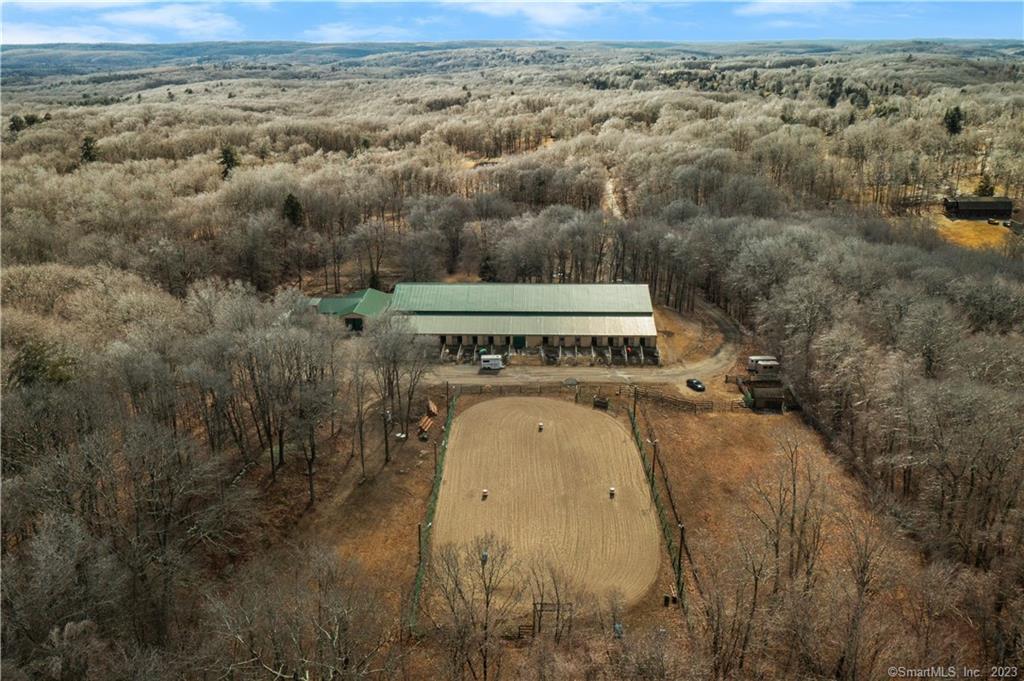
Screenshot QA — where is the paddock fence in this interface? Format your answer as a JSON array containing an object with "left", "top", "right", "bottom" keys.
[
  {"left": 627, "top": 404, "right": 687, "bottom": 612},
  {"left": 445, "top": 381, "right": 745, "bottom": 414},
  {"left": 634, "top": 405, "right": 705, "bottom": 604},
  {"left": 407, "top": 394, "right": 459, "bottom": 631}
]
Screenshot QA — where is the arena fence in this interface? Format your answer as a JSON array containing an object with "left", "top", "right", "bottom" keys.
[
  {"left": 633, "top": 385, "right": 714, "bottom": 412},
  {"left": 407, "top": 394, "right": 459, "bottom": 630},
  {"left": 427, "top": 383, "right": 710, "bottom": 617},
  {"left": 628, "top": 404, "right": 687, "bottom": 612},
  {"left": 446, "top": 381, "right": 743, "bottom": 413}
]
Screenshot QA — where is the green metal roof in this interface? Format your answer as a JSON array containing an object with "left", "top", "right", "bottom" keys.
[
  {"left": 390, "top": 283, "right": 653, "bottom": 315},
  {"left": 314, "top": 289, "right": 391, "bottom": 317},
  {"left": 404, "top": 314, "right": 657, "bottom": 337}
]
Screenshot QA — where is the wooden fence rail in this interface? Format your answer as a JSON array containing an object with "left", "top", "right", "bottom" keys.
[
  {"left": 407, "top": 395, "right": 459, "bottom": 631},
  {"left": 628, "top": 405, "right": 686, "bottom": 613}
]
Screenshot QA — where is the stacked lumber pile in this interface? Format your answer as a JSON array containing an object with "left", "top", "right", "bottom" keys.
[{"left": 417, "top": 415, "right": 435, "bottom": 440}]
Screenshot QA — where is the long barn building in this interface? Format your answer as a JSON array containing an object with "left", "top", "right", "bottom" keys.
[
  {"left": 390, "top": 283, "right": 657, "bottom": 350},
  {"left": 312, "top": 283, "right": 658, "bottom": 350}
]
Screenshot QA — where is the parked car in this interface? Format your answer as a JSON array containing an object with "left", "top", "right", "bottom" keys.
[
  {"left": 987, "top": 218, "right": 999, "bottom": 225},
  {"left": 685, "top": 378, "right": 706, "bottom": 392}
]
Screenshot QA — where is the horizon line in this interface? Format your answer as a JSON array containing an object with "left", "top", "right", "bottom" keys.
[{"left": 5, "top": 36, "right": 1023, "bottom": 46}]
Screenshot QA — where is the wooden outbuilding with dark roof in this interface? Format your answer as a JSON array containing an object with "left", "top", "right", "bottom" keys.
[{"left": 943, "top": 196, "right": 1014, "bottom": 219}]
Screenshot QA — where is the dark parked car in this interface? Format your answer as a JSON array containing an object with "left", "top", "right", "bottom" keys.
[{"left": 686, "top": 378, "right": 706, "bottom": 392}]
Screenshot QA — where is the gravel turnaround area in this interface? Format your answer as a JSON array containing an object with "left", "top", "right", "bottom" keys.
[{"left": 433, "top": 397, "right": 661, "bottom": 607}]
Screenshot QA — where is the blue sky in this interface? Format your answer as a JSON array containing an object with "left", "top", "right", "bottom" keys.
[{"left": 1, "top": 1, "right": 1022, "bottom": 44}]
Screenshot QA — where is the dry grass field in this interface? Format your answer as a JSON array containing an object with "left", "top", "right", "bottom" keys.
[
  {"left": 432, "top": 397, "right": 661, "bottom": 607},
  {"left": 931, "top": 213, "right": 1010, "bottom": 250}
]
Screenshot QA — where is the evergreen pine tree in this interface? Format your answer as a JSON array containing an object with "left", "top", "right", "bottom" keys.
[
  {"left": 479, "top": 252, "right": 498, "bottom": 282},
  {"left": 943, "top": 106, "right": 965, "bottom": 135},
  {"left": 80, "top": 136, "right": 97, "bottom": 163},
  {"left": 282, "top": 192, "right": 304, "bottom": 227},
  {"left": 219, "top": 145, "right": 238, "bottom": 179},
  {"left": 975, "top": 174, "right": 995, "bottom": 197}
]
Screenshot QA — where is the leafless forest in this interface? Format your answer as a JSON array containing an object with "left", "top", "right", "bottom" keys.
[{"left": 2, "top": 41, "right": 1023, "bottom": 679}]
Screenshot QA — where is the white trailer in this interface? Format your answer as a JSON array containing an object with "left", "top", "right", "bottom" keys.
[
  {"left": 747, "top": 355, "right": 777, "bottom": 372},
  {"left": 754, "top": 359, "right": 780, "bottom": 374},
  {"left": 480, "top": 354, "right": 504, "bottom": 371}
]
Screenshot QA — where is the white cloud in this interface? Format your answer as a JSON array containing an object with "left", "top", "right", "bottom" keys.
[
  {"left": 1, "top": 21, "right": 150, "bottom": 43},
  {"left": 8, "top": 1, "right": 146, "bottom": 11},
  {"left": 764, "top": 18, "right": 817, "bottom": 28},
  {"left": 302, "top": 21, "right": 415, "bottom": 42},
  {"left": 100, "top": 3, "right": 241, "bottom": 39},
  {"left": 459, "top": 2, "right": 605, "bottom": 29},
  {"left": 735, "top": 1, "right": 852, "bottom": 16}
]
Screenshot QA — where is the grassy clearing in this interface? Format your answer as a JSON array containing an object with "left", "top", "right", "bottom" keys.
[{"left": 931, "top": 213, "right": 1010, "bottom": 250}]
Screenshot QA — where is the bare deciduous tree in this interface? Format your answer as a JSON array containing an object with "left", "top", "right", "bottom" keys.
[
  {"left": 208, "top": 543, "right": 397, "bottom": 680},
  {"left": 429, "top": 534, "right": 523, "bottom": 681}
]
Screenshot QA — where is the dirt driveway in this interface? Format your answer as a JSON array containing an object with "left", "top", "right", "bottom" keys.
[{"left": 427, "top": 301, "right": 748, "bottom": 395}]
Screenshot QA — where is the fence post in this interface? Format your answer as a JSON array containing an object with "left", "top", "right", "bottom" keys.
[
  {"left": 676, "top": 523, "right": 683, "bottom": 576},
  {"left": 651, "top": 440, "right": 659, "bottom": 489},
  {"left": 677, "top": 523, "right": 687, "bottom": 613}
]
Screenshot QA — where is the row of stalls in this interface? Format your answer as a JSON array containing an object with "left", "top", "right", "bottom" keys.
[{"left": 311, "top": 283, "right": 661, "bottom": 365}]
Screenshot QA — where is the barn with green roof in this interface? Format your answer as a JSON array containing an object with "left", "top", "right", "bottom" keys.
[
  {"left": 310, "top": 283, "right": 658, "bottom": 355},
  {"left": 308, "top": 288, "right": 392, "bottom": 332},
  {"left": 388, "top": 282, "right": 657, "bottom": 352}
]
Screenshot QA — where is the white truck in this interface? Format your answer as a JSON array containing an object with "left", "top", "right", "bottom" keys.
[
  {"left": 480, "top": 354, "right": 504, "bottom": 371},
  {"left": 747, "top": 355, "right": 778, "bottom": 373}
]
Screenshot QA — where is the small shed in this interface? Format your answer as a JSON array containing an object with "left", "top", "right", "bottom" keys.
[
  {"left": 943, "top": 196, "right": 1014, "bottom": 220},
  {"left": 736, "top": 376, "right": 798, "bottom": 411}
]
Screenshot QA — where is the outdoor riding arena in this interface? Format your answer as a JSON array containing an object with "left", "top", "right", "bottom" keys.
[{"left": 431, "top": 397, "right": 661, "bottom": 607}]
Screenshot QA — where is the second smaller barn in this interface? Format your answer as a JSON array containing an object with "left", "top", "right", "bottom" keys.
[
  {"left": 943, "top": 196, "right": 1014, "bottom": 220},
  {"left": 309, "top": 288, "right": 392, "bottom": 332}
]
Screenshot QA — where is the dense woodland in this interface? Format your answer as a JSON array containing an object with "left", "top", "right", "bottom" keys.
[{"left": 2, "top": 41, "right": 1024, "bottom": 679}]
